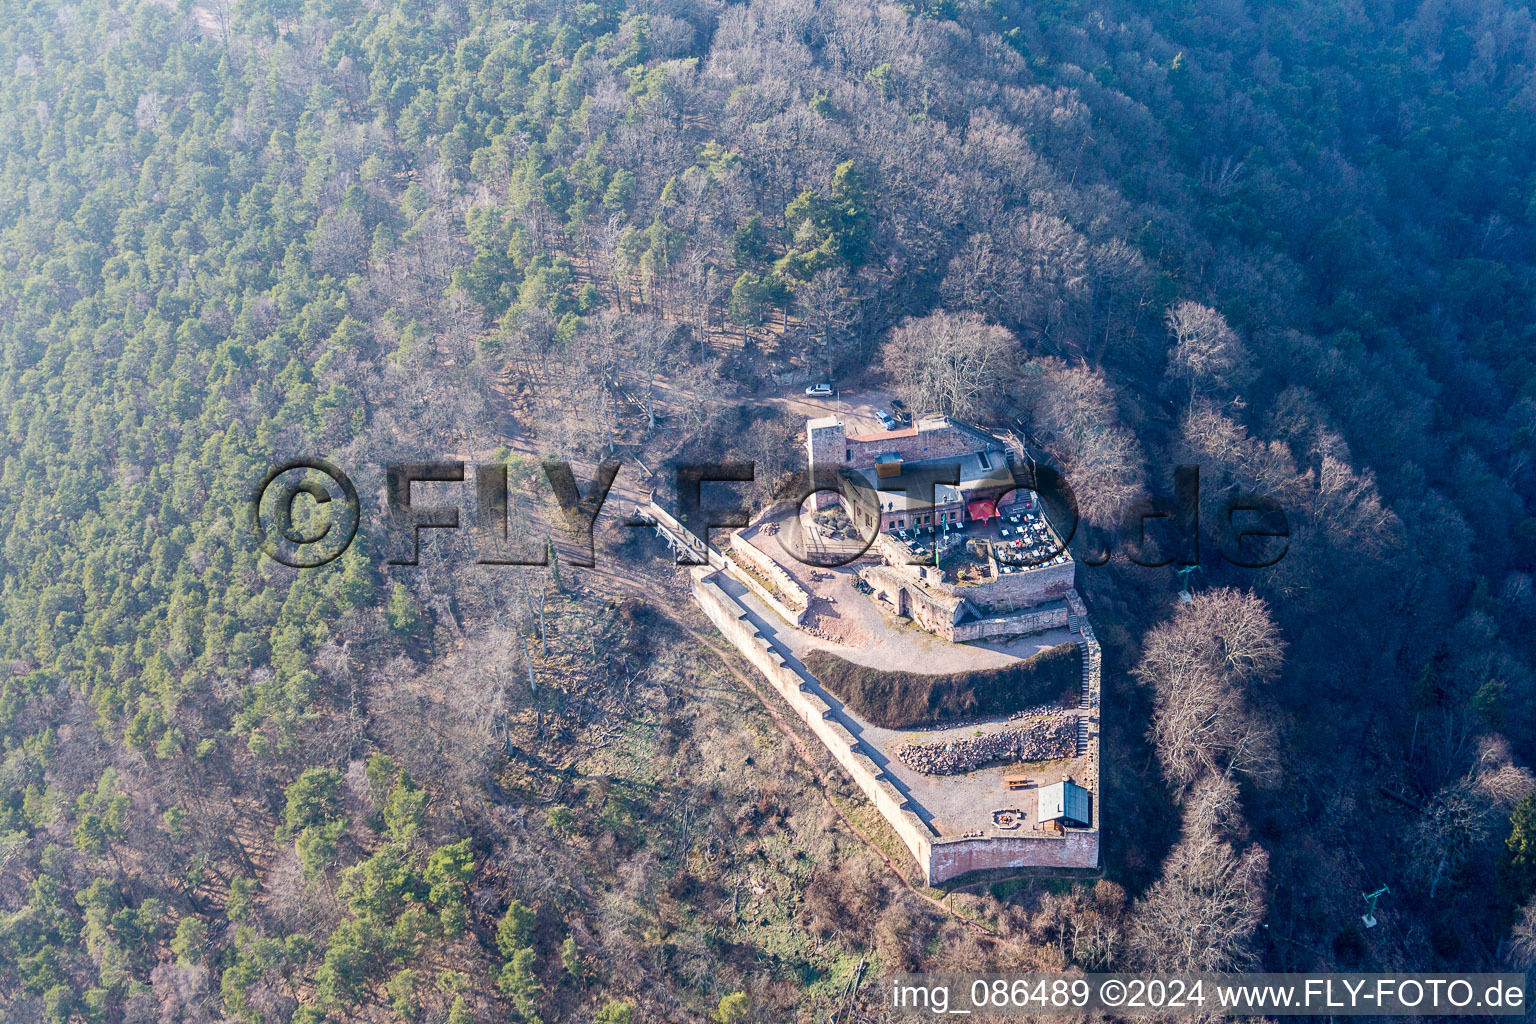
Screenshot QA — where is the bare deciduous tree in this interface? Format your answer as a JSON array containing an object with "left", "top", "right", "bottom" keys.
[
  {"left": 1408, "top": 737, "right": 1534, "bottom": 899},
  {"left": 1131, "top": 775, "right": 1269, "bottom": 972},
  {"left": 1017, "top": 357, "right": 1146, "bottom": 529},
  {"left": 1135, "top": 588, "right": 1285, "bottom": 793},
  {"left": 1165, "top": 300, "right": 1254, "bottom": 397},
  {"left": 881, "top": 310, "right": 1018, "bottom": 422}
]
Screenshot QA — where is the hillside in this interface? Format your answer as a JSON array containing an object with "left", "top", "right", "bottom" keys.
[{"left": 2, "top": 0, "right": 1536, "bottom": 1020}]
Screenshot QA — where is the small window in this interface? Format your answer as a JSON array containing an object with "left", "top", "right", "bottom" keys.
[{"left": 846, "top": 449, "right": 852, "bottom": 461}]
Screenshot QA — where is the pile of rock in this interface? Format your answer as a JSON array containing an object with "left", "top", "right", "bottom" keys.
[{"left": 895, "top": 717, "right": 1075, "bottom": 775}]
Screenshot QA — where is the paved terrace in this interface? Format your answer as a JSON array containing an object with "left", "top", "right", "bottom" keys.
[{"left": 711, "top": 572, "right": 1092, "bottom": 837}]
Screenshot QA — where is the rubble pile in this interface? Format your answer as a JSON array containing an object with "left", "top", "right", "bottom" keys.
[{"left": 895, "top": 716, "right": 1075, "bottom": 775}]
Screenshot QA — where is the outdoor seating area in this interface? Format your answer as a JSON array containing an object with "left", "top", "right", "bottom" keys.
[
  {"left": 991, "top": 508, "right": 1068, "bottom": 570},
  {"left": 893, "top": 523, "right": 965, "bottom": 563},
  {"left": 992, "top": 807, "right": 1025, "bottom": 830}
]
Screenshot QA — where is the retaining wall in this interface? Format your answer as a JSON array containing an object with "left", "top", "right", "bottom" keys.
[
  {"left": 931, "top": 830, "right": 1098, "bottom": 876},
  {"left": 973, "top": 558, "right": 1076, "bottom": 610},
  {"left": 722, "top": 551, "right": 807, "bottom": 627}
]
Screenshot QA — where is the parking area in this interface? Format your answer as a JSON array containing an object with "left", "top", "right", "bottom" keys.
[{"left": 760, "top": 383, "right": 905, "bottom": 437}]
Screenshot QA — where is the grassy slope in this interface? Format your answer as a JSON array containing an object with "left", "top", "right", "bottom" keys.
[{"left": 802, "top": 643, "right": 1080, "bottom": 728}]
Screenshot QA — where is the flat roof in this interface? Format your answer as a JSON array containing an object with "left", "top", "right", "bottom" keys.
[{"left": 846, "top": 415, "right": 954, "bottom": 443}]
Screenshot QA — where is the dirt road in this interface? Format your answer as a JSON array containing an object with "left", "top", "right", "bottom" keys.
[{"left": 757, "top": 383, "right": 900, "bottom": 436}]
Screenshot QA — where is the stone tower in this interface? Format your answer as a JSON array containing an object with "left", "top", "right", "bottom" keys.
[{"left": 805, "top": 416, "right": 847, "bottom": 509}]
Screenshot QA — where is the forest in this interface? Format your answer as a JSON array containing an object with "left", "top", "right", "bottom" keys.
[{"left": 2, "top": 0, "right": 1536, "bottom": 1020}]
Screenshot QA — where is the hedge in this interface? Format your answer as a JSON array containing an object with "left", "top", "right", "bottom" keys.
[{"left": 802, "top": 642, "right": 1081, "bottom": 728}]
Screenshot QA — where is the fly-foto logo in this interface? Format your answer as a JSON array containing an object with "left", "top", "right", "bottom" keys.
[{"left": 250, "top": 459, "right": 1289, "bottom": 570}]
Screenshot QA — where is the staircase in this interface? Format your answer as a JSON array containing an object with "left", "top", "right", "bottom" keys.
[{"left": 1066, "top": 597, "right": 1098, "bottom": 757}]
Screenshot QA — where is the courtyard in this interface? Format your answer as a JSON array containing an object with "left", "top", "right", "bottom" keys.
[{"left": 718, "top": 517, "right": 1095, "bottom": 839}]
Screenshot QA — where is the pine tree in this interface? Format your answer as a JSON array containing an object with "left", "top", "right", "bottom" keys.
[
  {"left": 337, "top": 547, "right": 376, "bottom": 610},
  {"left": 385, "top": 582, "right": 425, "bottom": 640},
  {"left": 496, "top": 901, "right": 536, "bottom": 958},
  {"left": 1503, "top": 794, "right": 1536, "bottom": 904}
]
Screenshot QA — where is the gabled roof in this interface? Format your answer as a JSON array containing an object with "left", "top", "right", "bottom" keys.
[{"left": 1037, "top": 780, "right": 1091, "bottom": 828}]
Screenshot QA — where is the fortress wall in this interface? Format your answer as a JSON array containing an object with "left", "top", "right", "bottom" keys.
[
  {"left": 930, "top": 830, "right": 1098, "bottom": 879},
  {"left": 1066, "top": 589, "right": 1103, "bottom": 783},
  {"left": 691, "top": 570, "right": 937, "bottom": 877},
  {"left": 950, "top": 605, "right": 1069, "bottom": 641},
  {"left": 729, "top": 533, "right": 811, "bottom": 613},
  {"left": 973, "top": 559, "right": 1076, "bottom": 610},
  {"left": 860, "top": 565, "right": 963, "bottom": 637},
  {"left": 869, "top": 543, "right": 1075, "bottom": 613},
  {"left": 845, "top": 423, "right": 979, "bottom": 469},
  {"left": 723, "top": 558, "right": 808, "bottom": 627},
  {"left": 692, "top": 568, "right": 1104, "bottom": 885}
]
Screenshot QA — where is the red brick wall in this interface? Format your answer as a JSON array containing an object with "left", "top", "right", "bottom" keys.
[
  {"left": 845, "top": 423, "right": 981, "bottom": 469},
  {"left": 930, "top": 830, "right": 1099, "bottom": 879}
]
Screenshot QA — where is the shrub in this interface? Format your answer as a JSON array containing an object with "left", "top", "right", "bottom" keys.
[{"left": 802, "top": 643, "right": 1079, "bottom": 728}]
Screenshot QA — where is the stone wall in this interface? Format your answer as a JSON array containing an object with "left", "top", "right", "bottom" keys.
[
  {"left": 969, "top": 558, "right": 1076, "bottom": 612},
  {"left": 730, "top": 534, "right": 810, "bottom": 609},
  {"left": 725, "top": 534, "right": 811, "bottom": 626},
  {"left": 693, "top": 569, "right": 1103, "bottom": 883},
  {"left": 772, "top": 367, "right": 817, "bottom": 387},
  {"left": 691, "top": 570, "right": 938, "bottom": 877},
  {"left": 724, "top": 554, "right": 807, "bottom": 627},
  {"left": 860, "top": 564, "right": 965, "bottom": 636},
  {"left": 1066, "top": 589, "right": 1102, "bottom": 780},
  {"left": 931, "top": 830, "right": 1098, "bottom": 877},
  {"left": 858, "top": 537, "right": 1073, "bottom": 640},
  {"left": 843, "top": 420, "right": 986, "bottom": 470},
  {"left": 951, "top": 604, "right": 1069, "bottom": 641},
  {"left": 858, "top": 563, "right": 1071, "bottom": 642}
]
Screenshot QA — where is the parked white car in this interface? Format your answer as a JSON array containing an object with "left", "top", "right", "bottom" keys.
[{"left": 805, "top": 382, "right": 834, "bottom": 396}]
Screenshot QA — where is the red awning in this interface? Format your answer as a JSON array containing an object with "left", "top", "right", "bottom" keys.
[{"left": 966, "top": 499, "right": 998, "bottom": 521}]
